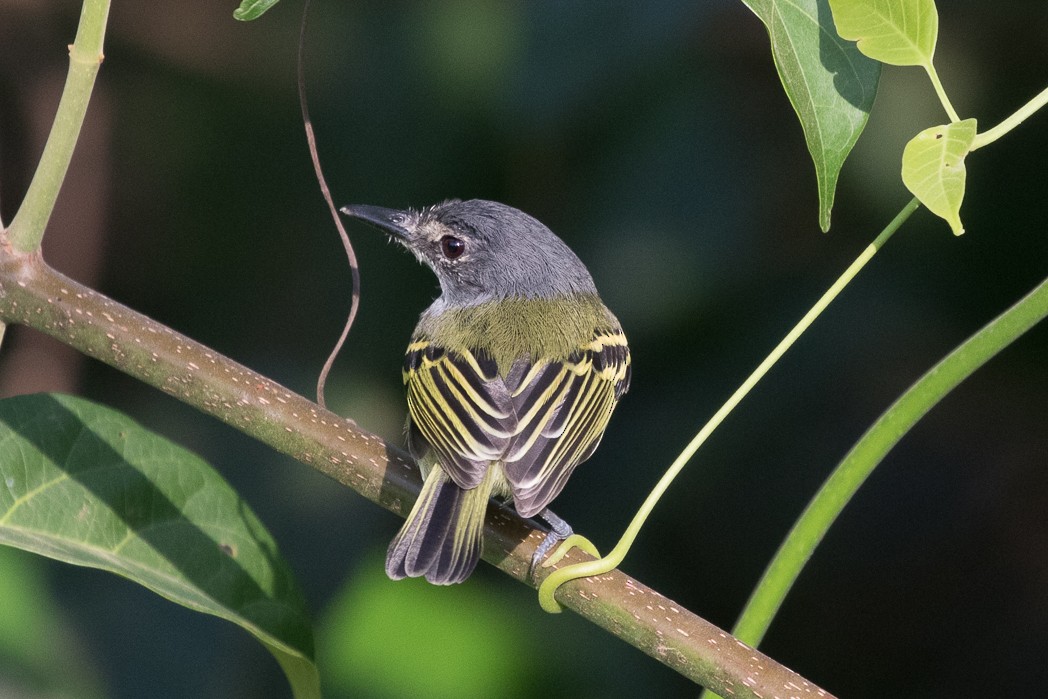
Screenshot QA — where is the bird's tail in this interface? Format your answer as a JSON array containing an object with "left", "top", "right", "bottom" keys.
[{"left": 386, "top": 466, "right": 495, "bottom": 584}]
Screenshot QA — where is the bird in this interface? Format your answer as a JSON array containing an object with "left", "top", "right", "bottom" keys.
[{"left": 340, "top": 199, "right": 630, "bottom": 584}]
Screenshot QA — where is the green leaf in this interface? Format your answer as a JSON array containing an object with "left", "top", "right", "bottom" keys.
[
  {"left": 828, "top": 0, "right": 938, "bottom": 67},
  {"left": 234, "top": 0, "right": 281, "bottom": 21},
  {"left": 0, "top": 393, "right": 319, "bottom": 699},
  {"left": 740, "top": 0, "right": 881, "bottom": 232},
  {"left": 901, "top": 119, "right": 977, "bottom": 235}
]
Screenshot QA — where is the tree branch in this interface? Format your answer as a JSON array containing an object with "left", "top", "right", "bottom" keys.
[{"left": 0, "top": 246, "right": 835, "bottom": 699}]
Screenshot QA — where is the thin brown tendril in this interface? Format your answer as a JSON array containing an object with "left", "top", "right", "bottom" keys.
[{"left": 298, "top": 0, "right": 360, "bottom": 409}]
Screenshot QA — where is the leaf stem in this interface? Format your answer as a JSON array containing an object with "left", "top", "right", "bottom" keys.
[
  {"left": 925, "top": 63, "right": 960, "bottom": 123},
  {"left": 5, "top": 0, "right": 110, "bottom": 253},
  {"left": 972, "top": 85, "right": 1048, "bottom": 151},
  {"left": 539, "top": 198, "right": 922, "bottom": 612},
  {"left": 719, "top": 271, "right": 1048, "bottom": 667}
]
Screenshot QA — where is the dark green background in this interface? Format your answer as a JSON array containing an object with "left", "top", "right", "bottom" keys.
[{"left": 1, "top": 1, "right": 1046, "bottom": 697}]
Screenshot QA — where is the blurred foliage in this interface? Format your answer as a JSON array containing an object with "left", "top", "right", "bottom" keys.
[
  {"left": 320, "top": 554, "right": 536, "bottom": 699},
  {"left": 1, "top": 1, "right": 1047, "bottom": 697},
  {"left": 0, "top": 547, "right": 105, "bottom": 698}
]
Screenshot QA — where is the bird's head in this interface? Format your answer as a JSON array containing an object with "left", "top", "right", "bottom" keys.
[{"left": 341, "top": 199, "right": 597, "bottom": 307}]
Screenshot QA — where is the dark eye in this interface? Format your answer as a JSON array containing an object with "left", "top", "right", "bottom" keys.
[{"left": 440, "top": 235, "right": 465, "bottom": 259}]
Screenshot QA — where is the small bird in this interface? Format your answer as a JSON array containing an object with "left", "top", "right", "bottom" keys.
[{"left": 341, "top": 199, "right": 630, "bottom": 584}]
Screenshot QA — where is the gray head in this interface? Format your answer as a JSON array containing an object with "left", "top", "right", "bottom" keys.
[{"left": 340, "top": 199, "right": 597, "bottom": 307}]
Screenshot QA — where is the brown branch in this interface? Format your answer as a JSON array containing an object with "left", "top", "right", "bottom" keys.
[{"left": 0, "top": 245, "right": 835, "bottom": 699}]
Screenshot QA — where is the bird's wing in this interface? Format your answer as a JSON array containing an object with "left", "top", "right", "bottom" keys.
[
  {"left": 403, "top": 328, "right": 630, "bottom": 514},
  {"left": 502, "top": 327, "right": 630, "bottom": 517},
  {"left": 403, "top": 340, "right": 513, "bottom": 489}
]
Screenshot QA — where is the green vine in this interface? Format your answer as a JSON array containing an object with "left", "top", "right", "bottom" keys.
[{"left": 4, "top": 0, "right": 110, "bottom": 253}]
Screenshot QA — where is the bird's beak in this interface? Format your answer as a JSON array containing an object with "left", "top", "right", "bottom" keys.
[{"left": 339, "top": 204, "right": 415, "bottom": 242}]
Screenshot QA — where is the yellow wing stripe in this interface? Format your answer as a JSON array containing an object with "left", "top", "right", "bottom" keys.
[
  {"left": 433, "top": 361, "right": 514, "bottom": 445},
  {"left": 437, "top": 355, "right": 511, "bottom": 423},
  {"left": 408, "top": 375, "right": 471, "bottom": 457},
  {"left": 511, "top": 360, "right": 552, "bottom": 398},
  {"left": 409, "top": 363, "right": 503, "bottom": 458},
  {"left": 526, "top": 365, "right": 608, "bottom": 487},
  {"left": 404, "top": 328, "right": 630, "bottom": 510},
  {"left": 512, "top": 367, "right": 571, "bottom": 435},
  {"left": 506, "top": 370, "right": 574, "bottom": 462}
]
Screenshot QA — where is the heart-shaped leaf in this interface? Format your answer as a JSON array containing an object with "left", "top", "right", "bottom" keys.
[
  {"left": 829, "top": 0, "right": 938, "bottom": 67},
  {"left": 901, "top": 119, "right": 977, "bottom": 235},
  {"left": 0, "top": 393, "right": 319, "bottom": 698},
  {"left": 741, "top": 0, "right": 881, "bottom": 232}
]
